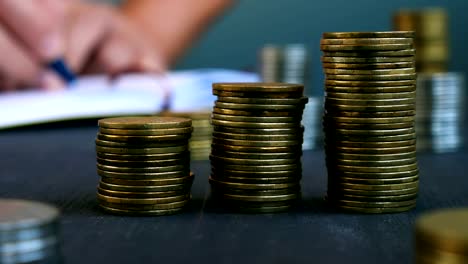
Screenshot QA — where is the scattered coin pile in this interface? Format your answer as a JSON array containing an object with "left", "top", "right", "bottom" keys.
[
  {"left": 416, "top": 73, "right": 465, "bottom": 153},
  {"left": 96, "top": 116, "right": 194, "bottom": 216},
  {"left": 160, "top": 111, "right": 212, "bottom": 160},
  {"left": 321, "top": 31, "right": 419, "bottom": 213},
  {"left": 415, "top": 208, "right": 468, "bottom": 264},
  {"left": 394, "top": 8, "right": 449, "bottom": 73},
  {"left": 210, "top": 83, "right": 307, "bottom": 213},
  {"left": 0, "top": 199, "right": 61, "bottom": 263}
]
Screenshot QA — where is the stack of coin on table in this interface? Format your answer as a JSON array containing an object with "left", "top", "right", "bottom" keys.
[
  {"left": 0, "top": 199, "right": 62, "bottom": 263},
  {"left": 320, "top": 31, "right": 419, "bottom": 213},
  {"left": 415, "top": 208, "right": 468, "bottom": 264},
  {"left": 160, "top": 111, "right": 213, "bottom": 160},
  {"left": 210, "top": 83, "right": 307, "bottom": 213},
  {"left": 416, "top": 73, "right": 466, "bottom": 153},
  {"left": 95, "top": 116, "right": 194, "bottom": 216}
]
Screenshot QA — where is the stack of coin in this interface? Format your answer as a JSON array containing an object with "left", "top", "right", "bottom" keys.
[
  {"left": 283, "top": 44, "right": 309, "bottom": 88},
  {"left": 210, "top": 83, "right": 307, "bottom": 213},
  {"left": 96, "top": 116, "right": 194, "bottom": 216},
  {"left": 415, "top": 208, "right": 468, "bottom": 264},
  {"left": 160, "top": 111, "right": 213, "bottom": 160},
  {"left": 258, "top": 45, "right": 283, "bottom": 83},
  {"left": 321, "top": 31, "right": 419, "bottom": 213},
  {"left": 394, "top": 8, "right": 449, "bottom": 73},
  {"left": 0, "top": 199, "right": 61, "bottom": 264},
  {"left": 416, "top": 73, "right": 465, "bottom": 153}
]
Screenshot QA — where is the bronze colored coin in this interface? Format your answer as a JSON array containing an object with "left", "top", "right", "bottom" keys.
[
  {"left": 95, "top": 139, "right": 188, "bottom": 148},
  {"left": 215, "top": 101, "right": 306, "bottom": 111},
  {"left": 211, "top": 150, "right": 300, "bottom": 159},
  {"left": 325, "top": 79, "right": 415, "bottom": 87},
  {"left": 325, "top": 127, "right": 415, "bottom": 136},
  {"left": 325, "top": 85, "right": 415, "bottom": 93},
  {"left": 327, "top": 168, "right": 419, "bottom": 179},
  {"left": 326, "top": 92, "right": 415, "bottom": 100},
  {"left": 324, "top": 103, "right": 414, "bottom": 112},
  {"left": 97, "top": 133, "right": 191, "bottom": 143},
  {"left": 96, "top": 157, "right": 188, "bottom": 167},
  {"left": 98, "top": 116, "right": 192, "bottom": 129},
  {"left": 98, "top": 199, "right": 190, "bottom": 210},
  {"left": 324, "top": 133, "right": 416, "bottom": 142},
  {"left": 99, "top": 205, "right": 185, "bottom": 216},
  {"left": 415, "top": 250, "right": 468, "bottom": 264},
  {"left": 323, "top": 115, "right": 415, "bottom": 124},
  {"left": 213, "top": 125, "right": 304, "bottom": 135},
  {"left": 211, "top": 114, "right": 301, "bottom": 123},
  {"left": 210, "top": 174, "right": 298, "bottom": 184},
  {"left": 211, "top": 142, "right": 302, "bottom": 153},
  {"left": 322, "top": 56, "right": 414, "bottom": 63},
  {"left": 212, "top": 82, "right": 304, "bottom": 93},
  {"left": 324, "top": 109, "right": 415, "bottom": 117},
  {"left": 210, "top": 168, "right": 301, "bottom": 178},
  {"left": 97, "top": 192, "right": 189, "bottom": 205},
  {"left": 336, "top": 204, "right": 416, "bottom": 213},
  {"left": 212, "top": 131, "right": 300, "bottom": 141},
  {"left": 326, "top": 73, "right": 416, "bottom": 81},
  {"left": 330, "top": 199, "right": 416, "bottom": 208},
  {"left": 322, "top": 62, "right": 414, "bottom": 69},
  {"left": 322, "top": 49, "right": 415, "bottom": 57},
  {"left": 323, "top": 120, "right": 414, "bottom": 130},
  {"left": 334, "top": 163, "right": 418, "bottom": 173},
  {"left": 99, "top": 181, "right": 190, "bottom": 192},
  {"left": 213, "top": 107, "right": 300, "bottom": 117},
  {"left": 212, "top": 163, "right": 301, "bottom": 172},
  {"left": 328, "top": 186, "right": 419, "bottom": 196},
  {"left": 322, "top": 31, "right": 415, "bottom": 39},
  {"left": 96, "top": 151, "right": 189, "bottom": 161},
  {"left": 330, "top": 192, "right": 417, "bottom": 202},
  {"left": 209, "top": 177, "right": 299, "bottom": 190},
  {"left": 217, "top": 193, "right": 298, "bottom": 203},
  {"left": 95, "top": 145, "right": 188, "bottom": 155},
  {"left": 325, "top": 97, "right": 415, "bottom": 106},
  {"left": 332, "top": 181, "right": 419, "bottom": 191},
  {"left": 97, "top": 163, "right": 187, "bottom": 173},
  {"left": 324, "top": 140, "right": 416, "bottom": 148},
  {"left": 101, "top": 173, "right": 194, "bottom": 186},
  {"left": 99, "top": 127, "right": 193, "bottom": 136},
  {"left": 210, "top": 155, "right": 300, "bottom": 165},
  {"left": 211, "top": 137, "right": 302, "bottom": 147},
  {"left": 331, "top": 151, "right": 417, "bottom": 161},
  {"left": 213, "top": 90, "right": 303, "bottom": 98},
  {"left": 327, "top": 157, "right": 417, "bottom": 166},
  {"left": 97, "top": 187, "right": 186, "bottom": 198},
  {"left": 97, "top": 169, "right": 189, "bottom": 180},
  {"left": 330, "top": 175, "right": 418, "bottom": 185},
  {"left": 211, "top": 186, "right": 300, "bottom": 196},
  {"left": 321, "top": 44, "right": 413, "bottom": 51},
  {"left": 320, "top": 38, "right": 413, "bottom": 45},
  {"left": 217, "top": 96, "right": 307, "bottom": 105},
  {"left": 324, "top": 68, "right": 415, "bottom": 75},
  {"left": 328, "top": 145, "right": 416, "bottom": 154}
]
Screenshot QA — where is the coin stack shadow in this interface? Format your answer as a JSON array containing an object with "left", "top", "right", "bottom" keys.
[
  {"left": 416, "top": 73, "right": 465, "bottom": 153},
  {"left": 415, "top": 208, "right": 468, "bottom": 264},
  {"left": 95, "top": 116, "right": 194, "bottom": 216},
  {"left": 209, "top": 83, "right": 307, "bottom": 213},
  {"left": 320, "top": 31, "right": 419, "bottom": 213},
  {"left": 0, "top": 199, "right": 62, "bottom": 263}
]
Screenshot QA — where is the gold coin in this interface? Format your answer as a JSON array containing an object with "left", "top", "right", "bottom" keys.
[
  {"left": 325, "top": 127, "right": 415, "bottom": 136},
  {"left": 97, "top": 133, "right": 191, "bottom": 143},
  {"left": 211, "top": 118, "right": 302, "bottom": 129},
  {"left": 211, "top": 142, "right": 302, "bottom": 153},
  {"left": 326, "top": 73, "right": 416, "bottom": 81},
  {"left": 95, "top": 145, "right": 188, "bottom": 155},
  {"left": 99, "top": 205, "right": 184, "bottom": 216},
  {"left": 213, "top": 107, "right": 300, "bottom": 117},
  {"left": 322, "top": 56, "right": 414, "bottom": 63},
  {"left": 210, "top": 155, "right": 300, "bottom": 166},
  {"left": 334, "top": 163, "right": 418, "bottom": 173},
  {"left": 330, "top": 175, "right": 418, "bottom": 184},
  {"left": 217, "top": 193, "right": 298, "bottom": 202},
  {"left": 324, "top": 68, "right": 415, "bottom": 75},
  {"left": 322, "top": 49, "right": 415, "bottom": 57},
  {"left": 320, "top": 38, "right": 413, "bottom": 45},
  {"left": 328, "top": 186, "right": 418, "bottom": 196},
  {"left": 321, "top": 44, "right": 413, "bottom": 51},
  {"left": 327, "top": 156, "right": 416, "bottom": 166},
  {"left": 209, "top": 177, "right": 299, "bottom": 190},
  {"left": 212, "top": 82, "right": 303, "bottom": 93},
  {"left": 99, "top": 127, "right": 193, "bottom": 136},
  {"left": 97, "top": 169, "right": 189, "bottom": 180},
  {"left": 330, "top": 151, "right": 417, "bottom": 161},
  {"left": 331, "top": 180, "right": 419, "bottom": 191},
  {"left": 213, "top": 90, "right": 303, "bottom": 98},
  {"left": 212, "top": 131, "right": 300, "bottom": 141},
  {"left": 330, "top": 192, "right": 417, "bottom": 201},
  {"left": 211, "top": 137, "right": 302, "bottom": 147},
  {"left": 327, "top": 168, "right": 419, "bottom": 179},
  {"left": 329, "top": 199, "right": 416, "bottom": 208},
  {"left": 325, "top": 140, "right": 416, "bottom": 148},
  {"left": 322, "top": 62, "right": 414, "bottom": 69},
  {"left": 210, "top": 168, "right": 301, "bottom": 178},
  {"left": 211, "top": 149, "right": 300, "bottom": 159},
  {"left": 98, "top": 199, "right": 190, "bottom": 210},
  {"left": 325, "top": 85, "right": 415, "bottom": 93},
  {"left": 98, "top": 116, "right": 192, "bottom": 129},
  {"left": 213, "top": 125, "right": 303, "bottom": 135},
  {"left": 210, "top": 174, "right": 299, "bottom": 184},
  {"left": 216, "top": 97, "right": 308, "bottom": 105},
  {"left": 97, "top": 163, "right": 188, "bottom": 173},
  {"left": 322, "top": 31, "right": 415, "bottom": 39},
  {"left": 97, "top": 187, "right": 186, "bottom": 198},
  {"left": 215, "top": 101, "right": 306, "bottom": 111},
  {"left": 99, "top": 181, "right": 190, "bottom": 192},
  {"left": 415, "top": 248, "right": 468, "bottom": 264},
  {"left": 95, "top": 138, "right": 188, "bottom": 148},
  {"left": 96, "top": 157, "right": 188, "bottom": 167},
  {"left": 325, "top": 79, "right": 415, "bottom": 87},
  {"left": 324, "top": 133, "right": 416, "bottom": 142},
  {"left": 326, "top": 97, "right": 415, "bottom": 106},
  {"left": 211, "top": 163, "right": 301, "bottom": 172},
  {"left": 324, "top": 109, "right": 415, "bottom": 117},
  {"left": 211, "top": 186, "right": 300, "bottom": 196},
  {"left": 96, "top": 151, "right": 189, "bottom": 161},
  {"left": 328, "top": 145, "right": 416, "bottom": 154},
  {"left": 211, "top": 114, "right": 301, "bottom": 123},
  {"left": 97, "top": 192, "right": 189, "bottom": 205},
  {"left": 323, "top": 114, "right": 415, "bottom": 123},
  {"left": 101, "top": 174, "right": 194, "bottom": 186},
  {"left": 324, "top": 103, "right": 415, "bottom": 112},
  {"left": 334, "top": 204, "right": 416, "bottom": 213}
]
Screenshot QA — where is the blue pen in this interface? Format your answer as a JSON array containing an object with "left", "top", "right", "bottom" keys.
[{"left": 46, "top": 58, "right": 77, "bottom": 85}]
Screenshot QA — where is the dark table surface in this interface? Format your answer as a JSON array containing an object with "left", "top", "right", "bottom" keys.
[{"left": 1, "top": 123, "right": 467, "bottom": 264}]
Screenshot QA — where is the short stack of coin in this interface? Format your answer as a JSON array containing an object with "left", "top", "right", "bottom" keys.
[
  {"left": 415, "top": 208, "right": 468, "bottom": 264},
  {"left": 0, "top": 199, "right": 62, "bottom": 263},
  {"left": 210, "top": 83, "right": 307, "bottom": 213},
  {"left": 320, "top": 31, "right": 419, "bottom": 213},
  {"left": 160, "top": 111, "right": 213, "bottom": 160},
  {"left": 416, "top": 73, "right": 465, "bottom": 153},
  {"left": 96, "top": 116, "right": 194, "bottom": 216}
]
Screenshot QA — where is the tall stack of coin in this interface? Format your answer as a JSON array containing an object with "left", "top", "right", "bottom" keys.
[
  {"left": 210, "top": 83, "right": 307, "bottom": 213},
  {"left": 0, "top": 199, "right": 61, "bottom": 263},
  {"left": 415, "top": 208, "right": 468, "bottom": 264},
  {"left": 96, "top": 116, "right": 194, "bottom": 216},
  {"left": 416, "top": 73, "right": 465, "bottom": 153},
  {"left": 321, "top": 31, "right": 419, "bottom": 213},
  {"left": 394, "top": 8, "right": 449, "bottom": 73},
  {"left": 160, "top": 111, "right": 213, "bottom": 160}
]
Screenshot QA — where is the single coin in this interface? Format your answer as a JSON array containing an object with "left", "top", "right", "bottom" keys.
[
  {"left": 97, "top": 192, "right": 189, "bottom": 205},
  {"left": 323, "top": 120, "right": 415, "bottom": 130},
  {"left": 95, "top": 138, "right": 188, "bottom": 148},
  {"left": 324, "top": 139, "right": 416, "bottom": 148},
  {"left": 321, "top": 44, "right": 413, "bottom": 51},
  {"left": 324, "top": 68, "right": 415, "bottom": 75},
  {"left": 332, "top": 181, "right": 419, "bottom": 191},
  {"left": 325, "top": 85, "right": 415, "bottom": 93},
  {"left": 329, "top": 175, "right": 418, "bottom": 185},
  {"left": 97, "top": 169, "right": 189, "bottom": 180},
  {"left": 335, "top": 203, "right": 416, "bottom": 213},
  {"left": 212, "top": 137, "right": 302, "bottom": 147},
  {"left": 98, "top": 199, "right": 190, "bottom": 210},
  {"left": 211, "top": 163, "right": 301, "bottom": 172},
  {"left": 211, "top": 150, "right": 300, "bottom": 159},
  {"left": 213, "top": 90, "right": 303, "bottom": 98},
  {"left": 211, "top": 143, "right": 302, "bottom": 153},
  {"left": 97, "top": 133, "right": 191, "bottom": 143},
  {"left": 101, "top": 174, "right": 194, "bottom": 186},
  {"left": 330, "top": 151, "right": 417, "bottom": 161},
  {"left": 326, "top": 73, "right": 416, "bottom": 81},
  {"left": 327, "top": 157, "right": 417, "bottom": 166},
  {"left": 210, "top": 174, "right": 299, "bottom": 184},
  {"left": 325, "top": 97, "right": 415, "bottom": 106},
  {"left": 329, "top": 192, "right": 417, "bottom": 202},
  {"left": 212, "top": 82, "right": 304, "bottom": 93},
  {"left": 326, "top": 92, "right": 415, "bottom": 100},
  {"left": 324, "top": 109, "right": 415, "bottom": 117},
  {"left": 98, "top": 116, "right": 192, "bottom": 129},
  {"left": 325, "top": 79, "right": 415, "bottom": 87},
  {"left": 95, "top": 145, "right": 188, "bottom": 155},
  {"left": 99, "top": 127, "right": 193, "bottom": 136},
  {"left": 97, "top": 187, "right": 186, "bottom": 198},
  {"left": 327, "top": 145, "right": 416, "bottom": 154},
  {"left": 209, "top": 177, "right": 299, "bottom": 190},
  {"left": 212, "top": 131, "right": 300, "bottom": 141},
  {"left": 213, "top": 107, "right": 300, "bottom": 117},
  {"left": 215, "top": 101, "right": 306, "bottom": 111},
  {"left": 323, "top": 115, "right": 415, "bottom": 124},
  {"left": 329, "top": 198, "right": 417, "bottom": 208},
  {"left": 0, "top": 199, "right": 59, "bottom": 231},
  {"left": 211, "top": 186, "right": 300, "bottom": 196},
  {"left": 213, "top": 125, "right": 304, "bottom": 135},
  {"left": 99, "top": 204, "right": 185, "bottom": 216},
  {"left": 210, "top": 155, "right": 300, "bottom": 165},
  {"left": 320, "top": 38, "right": 413, "bottom": 45},
  {"left": 324, "top": 133, "right": 416, "bottom": 142},
  {"left": 96, "top": 157, "right": 188, "bottom": 167},
  {"left": 99, "top": 181, "right": 191, "bottom": 192},
  {"left": 322, "top": 49, "right": 415, "bottom": 57},
  {"left": 322, "top": 31, "right": 415, "bottom": 39},
  {"left": 210, "top": 168, "right": 301, "bottom": 178},
  {"left": 334, "top": 163, "right": 418, "bottom": 173},
  {"left": 325, "top": 127, "right": 415, "bottom": 136},
  {"left": 97, "top": 163, "right": 188, "bottom": 173},
  {"left": 96, "top": 151, "right": 189, "bottom": 161},
  {"left": 328, "top": 186, "right": 419, "bottom": 196},
  {"left": 212, "top": 114, "right": 301, "bottom": 123},
  {"left": 217, "top": 97, "right": 308, "bottom": 105},
  {"left": 322, "top": 62, "right": 414, "bottom": 69},
  {"left": 217, "top": 193, "right": 298, "bottom": 202},
  {"left": 326, "top": 168, "right": 419, "bottom": 179},
  {"left": 322, "top": 56, "right": 414, "bottom": 63},
  {"left": 324, "top": 103, "right": 415, "bottom": 112}
]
